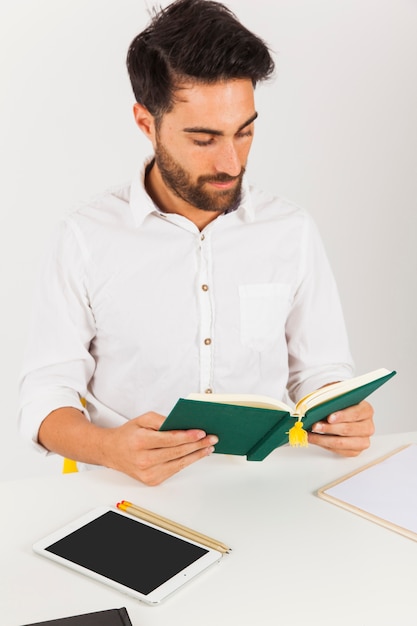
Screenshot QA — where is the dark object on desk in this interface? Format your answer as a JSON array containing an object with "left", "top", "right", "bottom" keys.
[
  {"left": 21, "top": 606, "right": 132, "bottom": 626},
  {"left": 161, "top": 368, "right": 396, "bottom": 460},
  {"left": 33, "top": 507, "right": 222, "bottom": 605}
]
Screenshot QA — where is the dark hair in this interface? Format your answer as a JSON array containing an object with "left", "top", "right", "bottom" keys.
[{"left": 126, "top": 0, "right": 274, "bottom": 120}]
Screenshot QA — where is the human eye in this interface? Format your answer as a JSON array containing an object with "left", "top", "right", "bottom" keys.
[
  {"left": 236, "top": 129, "right": 253, "bottom": 139},
  {"left": 192, "top": 137, "right": 215, "bottom": 147}
]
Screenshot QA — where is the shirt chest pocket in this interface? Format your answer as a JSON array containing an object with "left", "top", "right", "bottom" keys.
[{"left": 239, "top": 283, "right": 291, "bottom": 351}]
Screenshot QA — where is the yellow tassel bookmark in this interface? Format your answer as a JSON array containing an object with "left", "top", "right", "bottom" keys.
[{"left": 288, "top": 420, "right": 308, "bottom": 447}]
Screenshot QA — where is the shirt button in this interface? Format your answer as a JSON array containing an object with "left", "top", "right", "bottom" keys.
[
  {"left": 201, "top": 234, "right": 205, "bottom": 241},
  {"left": 204, "top": 338, "right": 212, "bottom": 345},
  {"left": 204, "top": 388, "right": 213, "bottom": 394},
  {"left": 201, "top": 284, "right": 209, "bottom": 291}
]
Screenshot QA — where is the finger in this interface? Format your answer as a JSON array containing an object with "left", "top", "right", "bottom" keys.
[
  {"left": 164, "top": 445, "right": 216, "bottom": 477},
  {"left": 136, "top": 425, "right": 214, "bottom": 450},
  {"left": 311, "top": 417, "right": 374, "bottom": 438},
  {"left": 308, "top": 432, "right": 371, "bottom": 456},
  {"left": 136, "top": 445, "right": 216, "bottom": 486},
  {"left": 131, "top": 412, "right": 210, "bottom": 448},
  {"left": 137, "top": 434, "right": 218, "bottom": 466},
  {"left": 132, "top": 412, "right": 167, "bottom": 430},
  {"left": 326, "top": 400, "right": 374, "bottom": 425}
]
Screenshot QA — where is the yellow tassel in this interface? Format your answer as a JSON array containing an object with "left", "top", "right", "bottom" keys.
[{"left": 288, "top": 420, "right": 308, "bottom": 447}]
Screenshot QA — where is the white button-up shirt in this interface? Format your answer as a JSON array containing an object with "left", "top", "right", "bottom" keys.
[{"left": 18, "top": 161, "right": 354, "bottom": 452}]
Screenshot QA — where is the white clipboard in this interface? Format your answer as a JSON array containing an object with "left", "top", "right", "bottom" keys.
[{"left": 317, "top": 444, "right": 417, "bottom": 542}]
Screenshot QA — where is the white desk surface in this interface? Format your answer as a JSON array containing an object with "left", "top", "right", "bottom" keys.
[{"left": 2, "top": 431, "right": 417, "bottom": 626}]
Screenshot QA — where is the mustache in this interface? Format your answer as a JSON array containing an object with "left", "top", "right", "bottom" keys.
[{"left": 198, "top": 168, "right": 245, "bottom": 184}]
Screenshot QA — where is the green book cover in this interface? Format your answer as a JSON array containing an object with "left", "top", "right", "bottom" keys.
[{"left": 160, "top": 369, "right": 396, "bottom": 461}]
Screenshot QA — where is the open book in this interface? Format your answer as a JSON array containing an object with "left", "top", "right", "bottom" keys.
[{"left": 160, "top": 369, "right": 396, "bottom": 461}]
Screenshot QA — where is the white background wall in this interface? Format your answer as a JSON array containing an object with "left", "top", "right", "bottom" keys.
[{"left": 1, "top": 0, "right": 416, "bottom": 480}]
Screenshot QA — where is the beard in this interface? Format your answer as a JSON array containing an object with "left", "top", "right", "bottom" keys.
[{"left": 154, "top": 137, "right": 245, "bottom": 213}]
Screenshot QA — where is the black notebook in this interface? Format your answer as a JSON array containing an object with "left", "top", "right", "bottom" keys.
[{"left": 21, "top": 606, "right": 132, "bottom": 626}]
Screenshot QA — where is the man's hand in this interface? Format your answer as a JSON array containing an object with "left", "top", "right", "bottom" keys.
[
  {"left": 103, "top": 412, "right": 218, "bottom": 485},
  {"left": 38, "top": 408, "right": 218, "bottom": 486},
  {"left": 308, "top": 400, "right": 374, "bottom": 456}
]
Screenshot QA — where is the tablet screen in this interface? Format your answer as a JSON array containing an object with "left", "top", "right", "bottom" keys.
[{"left": 44, "top": 510, "right": 209, "bottom": 596}]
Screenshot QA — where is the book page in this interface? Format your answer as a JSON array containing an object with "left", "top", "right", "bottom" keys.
[
  {"left": 186, "top": 393, "right": 291, "bottom": 412},
  {"left": 296, "top": 368, "right": 393, "bottom": 414},
  {"left": 318, "top": 445, "right": 417, "bottom": 540}
]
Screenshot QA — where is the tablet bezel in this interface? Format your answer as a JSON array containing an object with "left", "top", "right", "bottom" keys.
[{"left": 32, "top": 506, "right": 223, "bottom": 605}]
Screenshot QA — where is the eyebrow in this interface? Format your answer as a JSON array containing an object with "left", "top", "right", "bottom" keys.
[{"left": 183, "top": 111, "right": 258, "bottom": 136}]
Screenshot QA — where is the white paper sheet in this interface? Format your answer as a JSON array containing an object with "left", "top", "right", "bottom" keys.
[{"left": 319, "top": 444, "right": 417, "bottom": 538}]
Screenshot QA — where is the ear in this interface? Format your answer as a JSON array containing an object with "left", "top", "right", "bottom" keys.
[{"left": 133, "top": 103, "right": 157, "bottom": 144}]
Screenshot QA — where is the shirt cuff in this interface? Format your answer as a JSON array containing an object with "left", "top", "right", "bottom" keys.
[
  {"left": 18, "top": 388, "right": 91, "bottom": 455},
  {"left": 291, "top": 364, "right": 355, "bottom": 403}
]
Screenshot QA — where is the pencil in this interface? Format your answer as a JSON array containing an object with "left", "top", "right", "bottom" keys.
[{"left": 116, "top": 500, "right": 231, "bottom": 554}]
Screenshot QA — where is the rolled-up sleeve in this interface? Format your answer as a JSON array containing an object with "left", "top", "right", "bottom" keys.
[{"left": 18, "top": 218, "right": 96, "bottom": 453}]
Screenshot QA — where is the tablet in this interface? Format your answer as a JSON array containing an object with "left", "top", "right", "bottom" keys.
[{"left": 33, "top": 506, "right": 223, "bottom": 605}]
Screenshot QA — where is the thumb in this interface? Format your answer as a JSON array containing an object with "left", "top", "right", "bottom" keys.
[{"left": 131, "top": 411, "right": 166, "bottom": 431}]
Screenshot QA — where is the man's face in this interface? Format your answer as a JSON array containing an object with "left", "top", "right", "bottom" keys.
[
  {"left": 151, "top": 79, "right": 257, "bottom": 214},
  {"left": 154, "top": 134, "right": 245, "bottom": 213}
]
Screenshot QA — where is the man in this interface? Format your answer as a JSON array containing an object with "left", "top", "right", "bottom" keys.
[{"left": 18, "top": 0, "right": 374, "bottom": 485}]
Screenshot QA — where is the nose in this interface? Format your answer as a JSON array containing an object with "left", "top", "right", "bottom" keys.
[{"left": 214, "top": 142, "right": 242, "bottom": 177}]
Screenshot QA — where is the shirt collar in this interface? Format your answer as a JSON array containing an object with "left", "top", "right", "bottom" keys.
[
  {"left": 129, "top": 157, "right": 159, "bottom": 228},
  {"left": 129, "top": 156, "right": 255, "bottom": 228}
]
